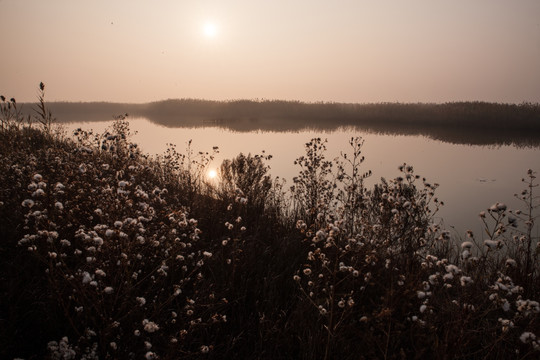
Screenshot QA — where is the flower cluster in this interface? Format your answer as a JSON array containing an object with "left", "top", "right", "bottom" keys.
[
  {"left": 292, "top": 138, "right": 539, "bottom": 358},
  {"left": 2, "top": 120, "right": 230, "bottom": 359}
]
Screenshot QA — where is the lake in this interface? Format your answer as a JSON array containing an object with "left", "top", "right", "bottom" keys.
[{"left": 58, "top": 116, "right": 540, "bottom": 238}]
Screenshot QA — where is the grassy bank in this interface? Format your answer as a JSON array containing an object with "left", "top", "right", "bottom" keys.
[{"left": 0, "top": 93, "right": 539, "bottom": 359}]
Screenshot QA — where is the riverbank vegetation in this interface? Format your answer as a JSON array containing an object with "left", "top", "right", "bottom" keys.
[
  {"left": 2, "top": 89, "right": 539, "bottom": 359},
  {"left": 25, "top": 99, "right": 540, "bottom": 147}
]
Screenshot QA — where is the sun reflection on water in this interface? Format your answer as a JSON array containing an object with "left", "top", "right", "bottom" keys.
[{"left": 207, "top": 169, "right": 218, "bottom": 180}]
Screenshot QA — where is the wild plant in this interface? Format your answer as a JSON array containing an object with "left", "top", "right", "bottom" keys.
[
  {"left": 265, "top": 175, "right": 292, "bottom": 225},
  {"left": 33, "top": 82, "right": 55, "bottom": 134},
  {"left": 70, "top": 114, "right": 141, "bottom": 165},
  {"left": 457, "top": 169, "right": 540, "bottom": 295},
  {"left": 217, "top": 152, "right": 272, "bottom": 216},
  {"left": 2, "top": 122, "right": 230, "bottom": 359},
  {"left": 334, "top": 137, "right": 371, "bottom": 234},
  {"left": 290, "top": 136, "right": 538, "bottom": 358},
  {"left": 159, "top": 140, "right": 219, "bottom": 207},
  {"left": 290, "top": 138, "right": 335, "bottom": 226},
  {"left": 293, "top": 159, "right": 445, "bottom": 359},
  {"left": 0, "top": 94, "right": 30, "bottom": 133},
  {"left": 200, "top": 157, "right": 306, "bottom": 358},
  {"left": 508, "top": 169, "right": 539, "bottom": 295},
  {"left": 400, "top": 170, "right": 540, "bottom": 358},
  {"left": 292, "top": 138, "right": 432, "bottom": 358}
]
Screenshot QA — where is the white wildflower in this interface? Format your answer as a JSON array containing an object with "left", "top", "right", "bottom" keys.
[
  {"left": 445, "top": 264, "right": 461, "bottom": 274},
  {"left": 21, "top": 199, "right": 35, "bottom": 208},
  {"left": 484, "top": 239, "right": 501, "bottom": 249},
  {"left": 32, "top": 189, "right": 45, "bottom": 197},
  {"left": 95, "top": 269, "right": 106, "bottom": 277},
  {"left": 520, "top": 332, "right": 537, "bottom": 344},
  {"left": 460, "top": 276, "right": 473, "bottom": 286},
  {"left": 145, "top": 351, "right": 157, "bottom": 360},
  {"left": 516, "top": 299, "right": 540, "bottom": 315},
  {"left": 505, "top": 258, "right": 517, "bottom": 267},
  {"left": 82, "top": 272, "right": 92, "bottom": 284},
  {"left": 142, "top": 319, "right": 159, "bottom": 333},
  {"left": 314, "top": 230, "right": 326, "bottom": 242}
]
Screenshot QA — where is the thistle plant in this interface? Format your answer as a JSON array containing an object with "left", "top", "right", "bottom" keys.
[
  {"left": 293, "top": 155, "right": 444, "bottom": 358},
  {"left": 290, "top": 138, "right": 335, "bottom": 227}
]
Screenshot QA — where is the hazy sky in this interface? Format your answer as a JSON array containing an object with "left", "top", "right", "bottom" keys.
[{"left": 2, "top": 0, "right": 540, "bottom": 103}]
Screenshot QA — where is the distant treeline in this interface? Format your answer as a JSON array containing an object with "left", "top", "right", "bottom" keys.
[{"left": 21, "top": 99, "right": 540, "bottom": 146}]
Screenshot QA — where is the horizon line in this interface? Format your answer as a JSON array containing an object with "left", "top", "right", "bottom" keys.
[{"left": 16, "top": 98, "right": 540, "bottom": 106}]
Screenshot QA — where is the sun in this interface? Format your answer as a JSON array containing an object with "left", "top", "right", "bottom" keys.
[
  {"left": 207, "top": 169, "right": 218, "bottom": 180},
  {"left": 203, "top": 22, "right": 218, "bottom": 38}
]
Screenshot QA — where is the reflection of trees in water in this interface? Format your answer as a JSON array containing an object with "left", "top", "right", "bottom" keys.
[{"left": 26, "top": 100, "right": 540, "bottom": 147}]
